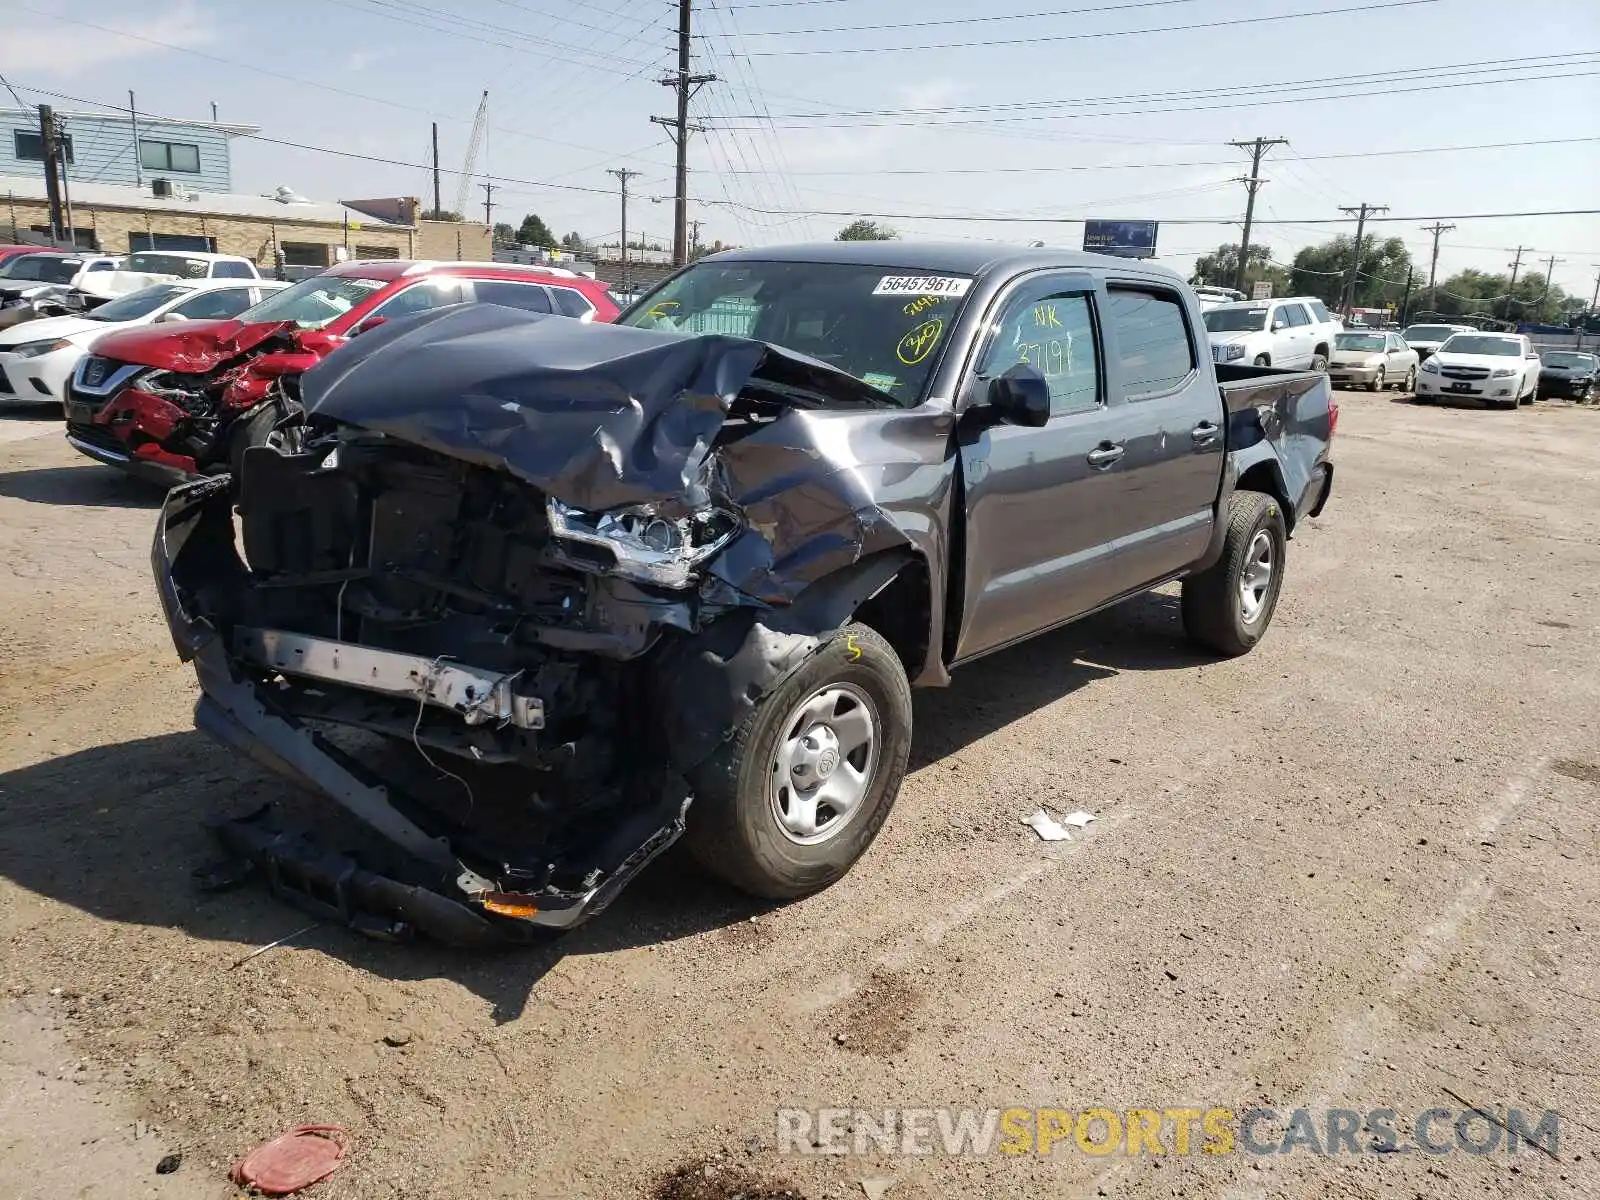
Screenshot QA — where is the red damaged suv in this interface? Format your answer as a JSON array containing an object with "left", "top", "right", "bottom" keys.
[{"left": 64, "top": 259, "right": 621, "bottom": 484}]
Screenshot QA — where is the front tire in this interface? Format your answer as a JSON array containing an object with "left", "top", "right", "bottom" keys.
[
  {"left": 1402, "top": 366, "right": 1417, "bottom": 392},
  {"left": 1253, "top": 354, "right": 1271, "bottom": 367},
  {"left": 1367, "top": 368, "right": 1385, "bottom": 393},
  {"left": 685, "top": 622, "right": 912, "bottom": 900},
  {"left": 1311, "top": 349, "right": 1329, "bottom": 373},
  {"left": 1182, "top": 491, "right": 1288, "bottom": 657}
]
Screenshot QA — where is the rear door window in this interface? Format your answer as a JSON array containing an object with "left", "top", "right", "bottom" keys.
[
  {"left": 472, "top": 280, "right": 554, "bottom": 313},
  {"left": 212, "top": 260, "right": 256, "bottom": 279},
  {"left": 1105, "top": 288, "right": 1195, "bottom": 397},
  {"left": 548, "top": 286, "right": 595, "bottom": 319}
]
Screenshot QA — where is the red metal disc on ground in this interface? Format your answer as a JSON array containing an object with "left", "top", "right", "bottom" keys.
[{"left": 230, "top": 1125, "right": 350, "bottom": 1195}]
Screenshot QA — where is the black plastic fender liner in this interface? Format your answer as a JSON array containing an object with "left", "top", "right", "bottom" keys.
[{"left": 652, "top": 549, "right": 916, "bottom": 772}]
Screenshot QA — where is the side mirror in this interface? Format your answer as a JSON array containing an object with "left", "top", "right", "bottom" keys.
[
  {"left": 987, "top": 364, "right": 1051, "bottom": 428},
  {"left": 350, "top": 315, "right": 386, "bottom": 337},
  {"left": 158, "top": 311, "right": 187, "bottom": 323},
  {"left": 1270, "top": 320, "right": 1287, "bottom": 332}
]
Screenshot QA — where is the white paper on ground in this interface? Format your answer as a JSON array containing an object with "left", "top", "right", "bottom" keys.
[
  {"left": 1061, "top": 810, "right": 1097, "bottom": 828},
  {"left": 1022, "top": 809, "right": 1073, "bottom": 841}
]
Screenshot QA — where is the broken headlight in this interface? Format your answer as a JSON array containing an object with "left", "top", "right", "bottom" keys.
[{"left": 546, "top": 498, "right": 740, "bottom": 588}]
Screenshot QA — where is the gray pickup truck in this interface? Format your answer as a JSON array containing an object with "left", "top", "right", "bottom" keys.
[{"left": 152, "top": 242, "right": 1334, "bottom": 944}]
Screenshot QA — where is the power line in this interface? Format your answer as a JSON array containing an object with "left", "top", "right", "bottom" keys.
[
  {"left": 736, "top": 0, "right": 1207, "bottom": 35},
  {"left": 709, "top": 67, "right": 1600, "bottom": 128},
  {"left": 739, "top": 0, "right": 1441, "bottom": 55},
  {"left": 716, "top": 135, "right": 1600, "bottom": 176}
]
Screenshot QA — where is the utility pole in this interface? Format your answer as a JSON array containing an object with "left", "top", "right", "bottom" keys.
[
  {"left": 1590, "top": 267, "right": 1600, "bottom": 314},
  {"left": 688, "top": 218, "right": 703, "bottom": 258},
  {"left": 431, "top": 122, "right": 442, "bottom": 217},
  {"left": 37, "top": 104, "right": 64, "bottom": 240},
  {"left": 1398, "top": 264, "right": 1415, "bottom": 325},
  {"left": 608, "top": 167, "right": 643, "bottom": 293},
  {"left": 1338, "top": 202, "right": 1388, "bottom": 315},
  {"left": 1504, "top": 245, "right": 1531, "bottom": 321},
  {"left": 653, "top": 0, "right": 717, "bottom": 267},
  {"left": 1419, "top": 221, "right": 1454, "bottom": 312},
  {"left": 1227, "top": 137, "right": 1288, "bottom": 295},
  {"left": 1536, "top": 254, "right": 1565, "bottom": 320},
  {"left": 480, "top": 181, "right": 496, "bottom": 228},
  {"left": 129, "top": 91, "right": 143, "bottom": 187}
]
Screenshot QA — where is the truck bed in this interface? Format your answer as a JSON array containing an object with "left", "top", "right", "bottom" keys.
[{"left": 1214, "top": 360, "right": 1331, "bottom": 417}]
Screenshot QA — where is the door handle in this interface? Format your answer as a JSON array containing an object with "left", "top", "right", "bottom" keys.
[
  {"left": 1191, "top": 421, "right": 1220, "bottom": 444},
  {"left": 1087, "top": 442, "right": 1125, "bottom": 468}
]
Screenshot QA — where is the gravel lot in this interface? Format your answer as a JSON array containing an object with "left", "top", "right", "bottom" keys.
[{"left": 1, "top": 389, "right": 1596, "bottom": 1200}]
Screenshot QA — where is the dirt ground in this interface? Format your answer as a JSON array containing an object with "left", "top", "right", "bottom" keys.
[{"left": 1, "top": 389, "right": 1596, "bottom": 1200}]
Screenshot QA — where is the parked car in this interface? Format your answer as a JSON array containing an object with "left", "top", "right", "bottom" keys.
[
  {"left": 0, "top": 252, "right": 124, "bottom": 329},
  {"left": 1203, "top": 296, "right": 1339, "bottom": 370},
  {"left": 1536, "top": 350, "right": 1597, "bottom": 401},
  {"left": 1414, "top": 332, "right": 1540, "bottom": 408},
  {"left": 0, "top": 245, "right": 54, "bottom": 270},
  {"left": 73, "top": 250, "right": 262, "bottom": 307},
  {"left": 1399, "top": 322, "right": 1474, "bottom": 362},
  {"left": 65, "top": 259, "right": 622, "bottom": 484},
  {"left": 151, "top": 242, "right": 1335, "bottom": 942},
  {"left": 0, "top": 279, "right": 287, "bottom": 408},
  {"left": 1328, "top": 329, "right": 1419, "bottom": 392}
]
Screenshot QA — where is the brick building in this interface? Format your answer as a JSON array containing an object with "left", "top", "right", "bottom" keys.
[{"left": 1, "top": 175, "right": 492, "bottom": 272}]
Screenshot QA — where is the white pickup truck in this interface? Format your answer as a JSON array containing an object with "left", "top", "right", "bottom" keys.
[
  {"left": 74, "top": 250, "right": 262, "bottom": 306},
  {"left": 1203, "top": 296, "right": 1340, "bottom": 371}
]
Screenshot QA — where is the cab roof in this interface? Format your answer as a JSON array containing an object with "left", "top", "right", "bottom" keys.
[{"left": 706, "top": 240, "right": 1188, "bottom": 284}]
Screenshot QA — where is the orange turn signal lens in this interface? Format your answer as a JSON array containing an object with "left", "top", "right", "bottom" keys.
[{"left": 480, "top": 892, "right": 541, "bottom": 919}]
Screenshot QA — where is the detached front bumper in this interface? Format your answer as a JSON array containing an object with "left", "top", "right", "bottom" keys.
[{"left": 152, "top": 478, "right": 690, "bottom": 943}]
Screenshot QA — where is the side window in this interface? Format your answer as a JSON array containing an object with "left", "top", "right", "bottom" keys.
[
  {"left": 1106, "top": 288, "right": 1195, "bottom": 397},
  {"left": 549, "top": 286, "right": 596, "bottom": 319},
  {"left": 87, "top": 261, "right": 114, "bottom": 272},
  {"left": 472, "top": 280, "right": 553, "bottom": 313},
  {"left": 1307, "top": 299, "right": 1330, "bottom": 323},
  {"left": 213, "top": 260, "right": 255, "bottom": 279},
  {"left": 980, "top": 291, "right": 1100, "bottom": 417},
  {"left": 371, "top": 279, "right": 465, "bottom": 321},
  {"left": 173, "top": 288, "right": 255, "bottom": 320},
  {"left": 1284, "top": 304, "right": 1311, "bottom": 327}
]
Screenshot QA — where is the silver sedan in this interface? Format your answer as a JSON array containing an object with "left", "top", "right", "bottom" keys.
[{"left": 1328, "top": 330, "right": 1420, "bottom": 392}]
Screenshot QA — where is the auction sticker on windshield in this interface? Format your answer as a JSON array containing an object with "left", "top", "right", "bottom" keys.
[{"left": 873, "top": 275, "right": 973, "bottom": 297}]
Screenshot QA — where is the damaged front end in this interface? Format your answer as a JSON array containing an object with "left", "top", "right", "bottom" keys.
[
  {"left": 67, "top": 323, "right": 329, "bottom": 483},
  {"left": 153, "top": 304, "right": 942, "bottom": 943}
]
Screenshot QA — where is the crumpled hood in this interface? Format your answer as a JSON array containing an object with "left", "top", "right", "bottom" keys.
[
  {"left": 88, "top": 318, "right": 296, "bottom": 372},
  {"left": 299, "top": 302, "right": 895, "bottom": 515},
  {"left": 74, "top": 270, "right": 178, "bottom": 301}
]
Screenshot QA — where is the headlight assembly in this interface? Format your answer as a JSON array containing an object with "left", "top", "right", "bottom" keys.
[
  {"left": 1421, "top": 359, "right": 1441, "bottom": 374},
  {"left": 1490, "top": 368, "right": 1517, "bottom": 378},
  {"left": 9, "top": 338, "right": 71, "bottom": 359},
  {"left": 547, "top": 498, "right": 740, "bottom": 588}
]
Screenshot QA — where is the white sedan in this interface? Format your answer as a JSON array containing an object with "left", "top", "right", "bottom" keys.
[
  {"left": 0, "top": 278, "right": 287, "bottom": 407},
  {"left": 1413, "top": 332, "right": 1541, "bottom": 409}
]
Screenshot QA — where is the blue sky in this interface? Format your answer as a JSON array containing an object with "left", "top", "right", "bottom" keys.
[{"left": 3, "top": 0, "right": 1597, "bottom": 297}]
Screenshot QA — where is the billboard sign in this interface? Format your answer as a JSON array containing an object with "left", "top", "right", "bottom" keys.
[{"left": 1082, "top": 219, "right": 1159, "bottom": 259}]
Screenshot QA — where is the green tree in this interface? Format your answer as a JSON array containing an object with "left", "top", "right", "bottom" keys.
[
  {"left": 492, "top": 222, "right": 516, "bottom": 246},
  {"left": 835, "top": 219, "right": 897, "bottom": 241},
  {"left": 420, "top": 208, "right": 462, "bottom": 222},
  {"left": 516, "top": 213, "right": 556, "bottom": 248},
  {"left": 1289, "top": 236, "right": 1413, "bottom": 310},
  {"left": 560, "top": 231, "right": 586, "bottom": 253},
  {"left": 1190, "top": 243, "right": 1288, "bottom": 296}
]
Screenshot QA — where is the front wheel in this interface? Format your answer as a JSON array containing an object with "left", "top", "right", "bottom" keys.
[
  {"left": 1367, "top": 368, "right": 1385, "bottom": 393},
  {"left": 684, "top": 622, "right": 913, "bottom": 900},
  {"left": 1311, "top": 350, "right": 1329, "bottom": 373},
  {"left": 1253, "top": 354, "right": 1271, "bottom": 367},
  {"left": 1402, "top": 366, "right": 1417, "bottom": 392},
  {"left": 1182, "top": 491, "right": 1288, "bottom": 657}
]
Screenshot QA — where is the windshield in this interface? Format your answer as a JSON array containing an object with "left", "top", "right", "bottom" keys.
[
  {"left": 0, "top": 255, "right": 80, "bottom": 284},
  {"left": 620, "top": 261, "right": 976, "bottom": 405},
  {"left": 235, "top": 274, "right": 387, "bottom": 329},
  {"left": 126, "top": 252, "right": 212, "bottom": 279},
  {"left": 1544, "top": 352, "right": 1596, "bottom": 369},
  {"left": 1440, "top": 335, "right": 1521, "bottom": 356},
  {"left": 1335, "top": 333, "right": 1385, "bottom": 352},
  {"left": 1403, "top": 325, "right": 1458, "bottom": 342},
  {"left": 84, "top": 283, "right": 194, "bottom": 322},
  {"left": 1203, "top": 307, "right": 1268, "bottom": 333}
]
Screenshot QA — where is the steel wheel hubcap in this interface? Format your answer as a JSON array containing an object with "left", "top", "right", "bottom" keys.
[
  {"left": 768, "top": 683, "right": 880, "bottom": 845},
  {"left": 1239, "top": 529, "right": 1274, "bottom": 623}
]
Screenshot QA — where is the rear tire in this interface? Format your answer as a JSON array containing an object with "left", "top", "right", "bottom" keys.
[
  {"left": 684, "top": 622, "right": 912, "bottom": 900},
  {"left": 1182, "top": 491, "right": 1288, "bottom": 657}
]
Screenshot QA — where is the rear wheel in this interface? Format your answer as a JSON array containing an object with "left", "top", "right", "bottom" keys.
[
  {"left": 685, "top": 622, "right": 913, "bottom": 900},
  {"left": 1182, "top": 491, "right": 1288, "bottom": 657}
]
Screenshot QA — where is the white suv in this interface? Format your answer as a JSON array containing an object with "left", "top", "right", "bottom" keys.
[{"left": 1203, "top": 296, "right": 1339, "bottom": 371}]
